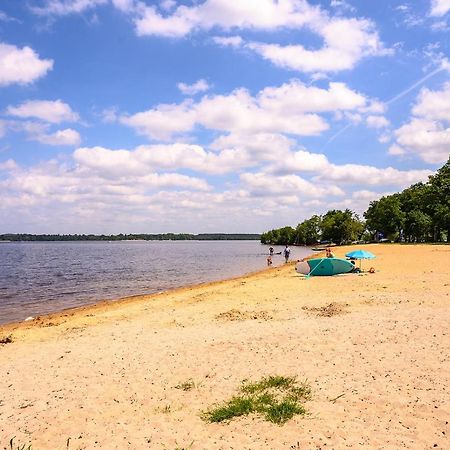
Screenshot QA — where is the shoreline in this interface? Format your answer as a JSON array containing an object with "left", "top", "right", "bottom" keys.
[
  {"left": 0, "top": 242, "right": 310, "bottom": 330},
  {"left": 0, "top": 257, "right": 297, "bottom": 334},
  {"left": 1, "top": 243, "right": 449, "bottom": 449}
]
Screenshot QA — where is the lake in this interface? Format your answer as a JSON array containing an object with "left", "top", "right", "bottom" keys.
[{"left": 0, "top": 241, "right": 312, "bottom": 325}]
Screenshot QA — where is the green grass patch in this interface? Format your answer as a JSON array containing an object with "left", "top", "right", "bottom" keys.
[{"left": 202, "top": 375, "right": 311, "bottom": 425}]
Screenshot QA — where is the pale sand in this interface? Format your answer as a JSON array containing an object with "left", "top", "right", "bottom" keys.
[{"left": 0, "top": 244, "right": 449, "bottom": 449}]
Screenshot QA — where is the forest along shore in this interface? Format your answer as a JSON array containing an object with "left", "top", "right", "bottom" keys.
[{"left": 1, "top": 244, "right": 449, "bottom": 449}]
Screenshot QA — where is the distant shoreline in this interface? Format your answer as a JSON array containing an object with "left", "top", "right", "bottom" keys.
[{"left": 0, "top": 233, "right": 261, "bottom": 242}]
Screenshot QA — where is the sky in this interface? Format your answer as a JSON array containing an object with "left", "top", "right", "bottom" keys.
[{"left": 0, "top": 0, "right": 449, "bottom": 234}]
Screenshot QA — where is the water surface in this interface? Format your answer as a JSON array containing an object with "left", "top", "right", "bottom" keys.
[{"left": 0, "top": 241, "right": 311, "bottom": 324}]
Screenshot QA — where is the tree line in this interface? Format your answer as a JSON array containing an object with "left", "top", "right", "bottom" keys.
[
  {"left": 0, "top": 233, "right": 261, "bottom": 242},
  {"left": 261, "top": 157, "right": 450, "bottom": 245}
]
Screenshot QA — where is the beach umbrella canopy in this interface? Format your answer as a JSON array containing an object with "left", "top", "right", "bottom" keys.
[
  {"left": 345, "top": 249, "right": 376, "bottom": 270},
  {"left": 345, "top": 249, "right": 376, "bottom": 259}
]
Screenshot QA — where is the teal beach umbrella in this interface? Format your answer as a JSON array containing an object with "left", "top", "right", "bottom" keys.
[{"left": 345, "top": 249, "right": 376, "bottom": 270}]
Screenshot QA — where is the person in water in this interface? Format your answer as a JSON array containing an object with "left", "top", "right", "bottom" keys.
[
  {"left": 267, "top": 255, "right": 273, "bottom": 266},
  {"left": 284, "top": 245, "right": 291, "bottom": 263},
  {"left": 269, "top": 246, "right": 274, "bottom": 256}
]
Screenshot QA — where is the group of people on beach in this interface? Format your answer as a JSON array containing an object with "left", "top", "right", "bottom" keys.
[
  {"left": 267, "top": 245, "right": 291, "bottom": 266},
  {"left": 267, "top": 245, "right": 335, "bottom": 267}
]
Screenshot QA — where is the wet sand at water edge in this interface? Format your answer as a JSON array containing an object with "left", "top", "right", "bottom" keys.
[{"left": 0, "top": 244, "right": 449, "bottom": 449}]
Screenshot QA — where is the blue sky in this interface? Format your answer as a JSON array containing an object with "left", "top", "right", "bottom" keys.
[{"left": 0, "top": 0, "right": 449, "bottom": 233}]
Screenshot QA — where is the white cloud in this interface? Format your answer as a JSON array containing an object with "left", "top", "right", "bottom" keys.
[
  {"left": 378, "top": 133, "right": 392, "bottom": 144},
  {"left": 241, "top": 172, "right": 345, "bottom": 198},
  {"left": 412, "top": 82, "right": 450, "bottom": 121},
  {"left": 0, "top": 43, "right": 53, "bottom": 86},
  {"left": 9, "top": 121, "right": 82, "bottom": 146},
  {"left": 315, "top": 163, "right": 432, "bottom": 187},
  {"left": 330, "top": 0, "right": 356, "bottom": 13},
  {"left": 31, "top": 0, "right": 108, "bottom": 16},
  {"left": 111, "top": 0, "right": 137, "bottom": 12},
  {"left": 34, "top": 128, "right": 82, "bottom": 146},
  {"left": 29, "top": 1, "right": 390, "bottom": 75},
  {"left": 74, "top": 144, "right": 251, "bottom": 175},
  {"left": 134, "top": 0, "right": 322, "bottom": 37},
  {"left": 259, "top": 81, "right": 366, "bottom": 113},
  {"left": 391, "top": 119, "right": 450, "bottom": 164},
  {"left": 266, "top": 149, "right": 330, "bottom": 174},
  {"left": 210, "top": 132, "right": 294, "bottom": 155},
  {"left": 177, "top": 79, "right": 211, "bottom": 95},
  {"left": 430, "top": 0, "right": 450, "bottom": 16},
  {"left": 351, "top": 189, "right": 391, "bottom": 201},
  {"left": 120, "top": 101, "right": 197, "bottom": 140},
  {"left": 388, "top": 144, "right": 406, "bottom": 156},
  {"left": 247, "top": 16, "right": 390, "bottom": 73},
  {"left": 390, "top": 82, "right": 450, "bottom": 163},
  {"left": 212, "top": 35, "right": 244, "bottom": 47},
  {"left": 366, "top": 115, "right": 389, "bottom": 129},
  {"left": 6, "top": 100, "right": 79, "bottom": 123},
  {"left": 130, "top": 1, "right": 390, "bottom": 73},
  {"left": 120, "top": 80, "right": 370, "bottom": 140}
]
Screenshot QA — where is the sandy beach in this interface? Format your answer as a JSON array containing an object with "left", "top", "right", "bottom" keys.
[{"left": 1, "top": 244, "right": 449, "bottom": 449}]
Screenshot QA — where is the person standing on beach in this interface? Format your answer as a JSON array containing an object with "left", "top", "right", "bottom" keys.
[{"left": 284, "top": 245, "right": 291, "bottom": 263}]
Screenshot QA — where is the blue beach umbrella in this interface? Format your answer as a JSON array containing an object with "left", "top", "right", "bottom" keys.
[{"left": 345, "top": 249, "right": 376, "bottom": 270}]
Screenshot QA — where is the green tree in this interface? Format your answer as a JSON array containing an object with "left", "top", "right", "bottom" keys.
[
  {"left": 427, "top": 157, "right": 450, "bottom": 242},
  {"left": 364, "top": 194, "right": 405, "bottom": 241},
  {"left": 295, "top": 215, "right": 322, "bottom": 245},
  {"left": 321, "top": 209, "right": 364, "bottom": 244}
]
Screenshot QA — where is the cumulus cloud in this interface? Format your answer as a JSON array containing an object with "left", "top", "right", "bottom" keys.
[
  {"left": 241, "top": 172, "right": 344, "bottom": 198},
  {"left": 29, "top": 1, "right": 391, "bottom": 75},
  {"left": 366, "top": 115, "right": 389, "bottom": 129},
  {"left": 314, "top": 163, "right": 432, "bottom": 187},
  {"left": 134, "top": 0, "right": 321, "bottom": 37},
  {"left": 120, "top": 101, "right": 197, "bottom": 141},
  {"left": 247, "top": 17, "right": 391, "bottom": 73},
  {"left": 131, "top": 1, "right": 390, "bottom": 73},
  {"left": 6, "top": 100, "right": 79, "bottom": 123},
  {"left": 74, "top": 144, "right": 252, "bottom": 175},
  {"left": 389, "top": 82, "right": 450, "bottom": 163},
  {"left": 9, "top": 121, "right": 81, "bottom": 146},
  {"left": 0, "top": 43, "right": 53, "bottom": 86},
  {"left": 266, "top": 149, "right": 330, "bottom": 174},
  {"left": 177, "top": 79, "right": 211, "bottom": 95},
  {"left": 120, "top": 80, "right": 370, "bottom": 140},
  {"left": 34, "top": 128, "right": 82, "bottom": 146},
  {"left": 411, "top": 82, "right": 450, "bottom": 121},
  {"left": 430, "top": 0, "right": 450, "bottom": 16}
]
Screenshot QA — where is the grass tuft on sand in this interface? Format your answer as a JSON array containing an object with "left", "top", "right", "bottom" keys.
[{"left": 202, "top": 375, "right": 311, "bottom": 425}]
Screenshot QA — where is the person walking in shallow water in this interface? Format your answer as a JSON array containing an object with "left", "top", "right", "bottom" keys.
[{"left": 283, "top": 245, "right": 291, "bottom": 263}]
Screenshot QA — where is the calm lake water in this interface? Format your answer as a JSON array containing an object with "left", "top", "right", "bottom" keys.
[{"left": 0, "top": 241, "right": 312, "bottom": 325}]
